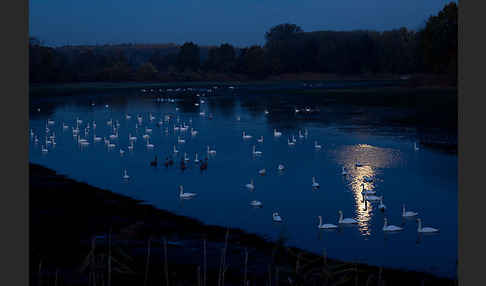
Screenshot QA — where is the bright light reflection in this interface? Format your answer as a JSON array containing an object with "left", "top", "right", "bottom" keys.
[{"left": 335, "top": 144, "right": 402, "bottom": 237}]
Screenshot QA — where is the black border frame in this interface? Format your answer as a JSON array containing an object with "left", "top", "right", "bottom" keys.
[{"left": 0, "top": 1, "right": 482, "bottom": 285}]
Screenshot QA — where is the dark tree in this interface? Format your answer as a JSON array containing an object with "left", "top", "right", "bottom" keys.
[
  {"left": 136, "top": 62, "right": 158, "bottom": 81},
  {"left": 422, "top": 2, "right": 457, "bottom": 75},
  {"left": 176, "top": 42, "right": 200, "bottom": 72},
  {"left": 203, "top": 43, "right": 236, "bottom": 73}
]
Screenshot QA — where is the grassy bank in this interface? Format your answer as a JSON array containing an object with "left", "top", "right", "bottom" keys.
[{"left": 30, "top": 163, "right": 456, "bottom": 286}]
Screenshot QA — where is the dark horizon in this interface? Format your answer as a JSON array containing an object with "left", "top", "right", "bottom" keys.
[{"left": 30, "top": 0, "right": 456, "bottom": 48}]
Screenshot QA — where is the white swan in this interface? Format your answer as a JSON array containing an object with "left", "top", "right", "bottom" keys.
[
  {"left": 257, "top": 136, "right": 264, "bottom": 143},
  {"left": 194, "top": 153, "right": 199, "bottom": 163},
  {"left": 178, "top": 136, "right": 185, "bottom": 144},
  {"left": 314, "top": 141, "right": 322, "bottom": 149},
  {"left": 207, "top": 146, "right": 216, "bottom": 155},
  {"left": 122, "top": 169, "right": 130, "bottom": 180},
  {"left": 191, "top": 128, "right": 198, "bottom": 136},
  {"left": 338, "top": 211, "right": 358, "bottom": 224},
  {"left": 120, "top": 149, "right": 125, "bottom": 155},
  {"left": 252, "top": 145, "right": 262, "bottom": 156},
  {"left": 258, "top": 168, "right": 266, "bottom": 176},
  {"left": 173, "top": 145, "right": 179, "bottom": 154},
  {"left": 273, "top": 129, "right": 282, "bottom": 137},
  {"left": 417, "top": 218, "right": 439, "bottom": 233},
  {"left": 94, "top": 133, "right": 102, "bottom": 142},
  {"left": 249, "top": 200, "right": 263, "bottom": 207},
  {"left": 341, "top": 166, "right": 347, "bottom": 175},
  {"left": 77, "top": 135, "right": 88, "bottom": 144},
  {"left": 109, "top": 131, "right": 118, "bottom": 140},
  {"left": 318, "top": 216, "right": 338, "bottom": 229},
  {"left": 362, "top": 193, "right": 382, "bottom": 202},
  {"left": 277, "top": 164, "right": 285, "bottom": 171},
  {"left": 402, "top": 204, "right": 418, "bottom": 217},
  {"left": 272, "top": 212, "right": 283, "bottom": 222},
  {"left": 146, "top": 138, "right": 154, "bottom": 148},
  {"left": 264, "top": 110, "right": 269, "bottom": 115},
  {"left": 360, "top": 184, "right": 376, "bottom": 195},
  {"left": 288, "top": 138, "right": 295, "bottom": 146},
  {"left": 184, "top": 152, "right": 189, "bottom": 162},
  {"left": 299, "top": 130, "right": 304, "bottom": 139},
  {"left": 378, "top": 198, "right": 387, "bottom": 211},
  {"left": 414, "top": 142, "right": 420, "bottom": 151},
  {"left": 145, "top": 127, "right": 152, "bottom": 133},
  {"left": 129, "top": 133, "right": 137, "bottom": 141},
  {"left": 382, "top": 218, "right": 403, "bottom": 232},
  {"left": 108, "top": 142, "right": 116, "bottom": 148},
  {"left": 245, "top": 179, "right": 255, "bottom": 190},
  {"left": 243, "top": 132, "right": 252, "bottom": 139},
  {"left": 126, "top": 114, "right": 132, "bottom": 120},
  {"left": 41, "top": 145, "right": 48, "bottom": 153},
  {"left": 128, "top": 142, "right": 134, "bottom": 151},
  {"left": 312, "top": 176, "right": 320, "bottom": 189},
  {"left": 179, "top": 185, "right": 197, "bottom": 199}
]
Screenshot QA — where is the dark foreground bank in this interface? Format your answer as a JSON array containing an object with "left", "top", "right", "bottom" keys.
[{"left": 30, "top": 163, "right": 457, "bottom": 286}]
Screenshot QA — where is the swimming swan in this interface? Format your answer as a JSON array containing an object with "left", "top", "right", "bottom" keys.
[
  {"left": 341, "top": 166, "right": 347, "bottom": 175},
  {"left": 417, "top": 218, "right": 439, "bottom": 233},
  {"left": 252, "top": 145, "right": 262, "bottom": 156},
  {"left": 245, "top": 179, "right": 255, "bottom": 190},
  {"left": 402, "top": 204, "right": 418, "bottom": 217},
  {"left": 243, "top": 132, "right": 252, "bottom": 139},
  {"left": 382, "top": 218, "right": 403, "bottom": 232},
  {"left": 179, "top": 185, "right": 197, "bottom": 199},
  {"left": 338, "top": 210, "right": 358, "bottom": 224},
  {"left": 272, "top": 212, "right": 283, "bottom": 222},
  {"left": 249, "top": 200, "right": 262, "bottom": 207},
  {"left": 318, "top": 216, "right": 338, "bottom": 229}
]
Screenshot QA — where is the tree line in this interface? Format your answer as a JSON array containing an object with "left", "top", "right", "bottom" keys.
[{"left": 29, "top": 2, "right": 457, "bottom": 84}]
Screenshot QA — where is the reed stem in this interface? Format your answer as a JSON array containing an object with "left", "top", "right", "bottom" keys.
[{"left": 144, "top": 237, "right": 151, "bottom": 286}]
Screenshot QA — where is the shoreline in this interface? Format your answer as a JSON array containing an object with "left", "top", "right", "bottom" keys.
[
  {"left": 28, "top": 75, "right": 456, "bottom": 96},
  {"left": 30, "top": 163, "right": 457, "bottom": 285}
]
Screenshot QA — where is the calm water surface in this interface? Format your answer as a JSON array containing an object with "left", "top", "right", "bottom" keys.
[{"left": 29, "top": 86, "right": 457, "bottom": 278}]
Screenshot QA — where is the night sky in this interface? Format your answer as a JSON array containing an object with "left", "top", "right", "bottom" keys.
[{"left": 29, "top": 0, "right": 456, "bottom": 47}]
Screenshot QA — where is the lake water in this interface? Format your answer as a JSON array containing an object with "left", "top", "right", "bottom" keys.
[{"left": 29, "top": 85, "right": 457, "bottom": 278}]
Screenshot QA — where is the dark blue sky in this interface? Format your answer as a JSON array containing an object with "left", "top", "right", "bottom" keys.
[{"left": 30, "top": 0, "right": 455, "bottom": 47}]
